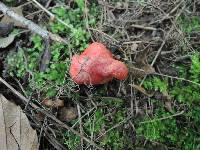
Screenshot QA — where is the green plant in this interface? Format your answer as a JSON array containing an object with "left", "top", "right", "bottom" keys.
[
  {"left": 136, "top": 107, "right": 178, "bottom": 142},
  {"left": 64, "top": 132, "right": 81, "bottom": 149},
  {"left": 75, "top": 0, "right": 84, "bottom": 11},
  {"left": 4, "top": 1, "right": 200, "bottom": 149},
  {"left": 179, "top": 16, "right": 200, "bottom": 33},
  {"left": 3, "top": 0, "right": 15, "bottom": 3},
  {"left": 136, "top": 52, "right": 200, "bottom": 149},
  {"left": 143, "top": 77, "right": 168, "bottom": 92},
  {"left": 5, "top": 3, "right": 99, "bottom": 99},
  {"left": 171, "top": 52, "right": 200, "bottom": 104},
  {"left": 50, "top": 4, "right": 98, "bottom": 52},
  {"left": 190, "top": 52, "right": 200, "bottom": 82},
  {"left": 5, "top": 34, "right": 73, "bottom": 98},
  {"left": 170, "top": 52, "right": 200, "bottom": 149},
  {"left": 63, "top": 96, "right": 131, "bottom": 149}
]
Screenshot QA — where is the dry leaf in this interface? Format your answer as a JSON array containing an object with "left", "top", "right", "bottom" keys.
[
  {"left": 154, "top": 91, "right": 173, "bottom": 112},
  {"left": 129, "top": 64, "right": 155, "bottom": 78},
  {"left": 41, "top": 99, "right": 53, "bottom": 107},
  {"left": 165, "top": 101, "right": 173, "bottom": 113},
  {"left": 0, "top": 23, "right": 14, "bottom": 37},
  {"left": 141, "top": 64, "right": 155, "bottom": 74},
  {"left": 0, "top": 94, "right": 38, "bottom": 150},
  {"left": 135, "top": 49, "right": 149, "bottom": 64},
  {"left": 162, "top": 92, "right": 173, "bottom": 113},
  {"left": 128, "top": 48, "right": 155, "bottom": 77},
  {"left": 42, "top": 99, "right": 65, "bottom": 108},
  {"left": 1, "top": 7, "right": 25, "bottom": 27},
  {"left": 130, "top": 84, "right": 154, "bottom": 97},
  {"left": 35, "top": 112, "right": 45, "bottom": 122},
  {"left": 58, "top": 107, "right": 77, "bottom": 122},
  {"left": 0, "top": 34, "right": 15, "bottom": 48},
  {"left": 126, "top": 43, "right": 138, "bottom": 54}
]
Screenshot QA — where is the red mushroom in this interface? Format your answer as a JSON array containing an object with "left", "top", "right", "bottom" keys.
[{"left": 69, "top": 42, "right": 128, "bottom": 85}]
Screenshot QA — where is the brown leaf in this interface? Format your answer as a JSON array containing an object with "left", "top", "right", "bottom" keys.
[
  {"left": 126, "top": 43, "right": 138, "bottom": 54},
  {"left": 129, "top": 64, "right": 155, "bottom": 78},
  {"left": 58, "top": 107, "right": 77, "bottom": 122},
  {"left": 35, "top": 112, "right": 45, "bottom": 122},
  {"left": 141, "top": 64, "right": 155, "bottom": 74},
  {"left": 163, "top": 92, "right": 173, "bottom": 113},
  {"left": 129, "top": 47, "right": 155, "bottom": 78},
  {"left": 130, "top": 84, "right": 154, "bottom": 97},
  {"left": 1, "top": 7, "right": 25, "bottom": 28},
  {"left": 0, "top": 22, "right": 14, "bottom": 37},
  {"left": 164, "top": 101, "right": 173, "bottom": 113},
  {"left": 135, "top": 49, "right": 149, "bottom": 64},
  {"left": 42, "top": 99, "right": 53, "bottom": 107},
  {"left": 42, "top": 99, "right": 65, "bottom": 108},
  {"left": 128, "top": 48, "right": 155, "bottom": 78},
  {"left": 0, "top": 94, "right": 38, "bottom": 150}
]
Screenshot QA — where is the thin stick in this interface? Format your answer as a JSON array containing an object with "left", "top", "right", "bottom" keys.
[
  {"left": 31, "top": 0, "right": 73, "bottom": 30},
  {"left": 88, "top": 27, "right": 119, "bottom": 43},
  {"left": 140, "top": 29, "right": 172, "bottom": 86},
  {"left": 95, "top": 116, "right": 133, "bottom": 141},
  {"left": 71, "top": 107, "right": 96, "bottom": 128},
  {"left": 129, "top": 67, "right": 200, "bottom": 86},
  {"left": 153, "top": 72, "right": 200, "bottom": 86},
  {"left": 123, "top": 41, "right": 144, "bottom": 44},
  {"left": 0, "top": 77, "right": 36, "bottom": 107},
  {"left": 38, "top": 117, "right": 48, "bottom": 149},
  {"left": 44, "top": 129, "right": 67, "bottom": 150},
  {"left": 131, "top": 24, "right": 157, "bottom": 31},
  {"left": 0, "top": 2, "right": 67, "bottom": 44},
  {"left": 31, "top": 0, "right": 54, "bottom": 19},
  {"left": 139, "top": 110, "right": 184, "bottom": 124},
  {"left": 77, "top": 104, "right": 84, "bottom": 150},
  {"left": 84, "top": 0, "right": 94, "bottom": 42}
]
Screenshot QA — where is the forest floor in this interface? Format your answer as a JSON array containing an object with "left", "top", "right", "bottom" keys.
[{"left": 0, "top": 0, "right": 200, "bottom": 149}]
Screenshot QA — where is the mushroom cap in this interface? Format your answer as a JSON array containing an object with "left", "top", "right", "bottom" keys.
[{"left": 69, "top": 42, "right": 128, "bottom": 85}]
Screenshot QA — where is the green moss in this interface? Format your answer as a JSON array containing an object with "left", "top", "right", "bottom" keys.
[
  {"left": 137, "top": 52, "right": 200, "bottom": 149},
  {"left": 179, "top": 16, "right": 200, "bottom": 33},
  {"left": 4, "top": 3, "right": 99, "bottom": 98}
]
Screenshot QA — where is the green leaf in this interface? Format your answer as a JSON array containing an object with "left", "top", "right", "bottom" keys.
[{"left": 75, "top": 0, "right": 84, "bottom": 11}]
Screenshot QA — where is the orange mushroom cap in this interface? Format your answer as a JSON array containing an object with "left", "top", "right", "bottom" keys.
[{"left": 69, "top": 42, "right": 128, "bottom": 85}]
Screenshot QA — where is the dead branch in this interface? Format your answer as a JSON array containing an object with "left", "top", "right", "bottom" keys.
[
  {"left": 131, "top": 24, "right": 157, "bottom": 31},
  {"left": 0, "top": 2, "right": 67, "bottom": 44}
]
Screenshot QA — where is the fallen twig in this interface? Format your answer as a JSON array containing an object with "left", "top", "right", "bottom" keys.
[
  {"left": 131, "top": 24, "right": 157, "bottom": 31},
  {"left": 30, "top": 0, "right": 54, "bottom": 20},
  {"left": 77, "top": 104, "right": 84, "bottom": 150},
  {"left": 0, "top": 2, "right": 67, "bottom": 44},
  {"left": 139, "top": 32, "right": 168, "bottom": 86},
  {"left": 139, "top": 110, "right": 185, "bottom": 124},
  {"left": 30, "top": 0, "right": 73, "bottom": 31},
  {"left": 153, "top": 72, "right": 200, "bottom": 86}
]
